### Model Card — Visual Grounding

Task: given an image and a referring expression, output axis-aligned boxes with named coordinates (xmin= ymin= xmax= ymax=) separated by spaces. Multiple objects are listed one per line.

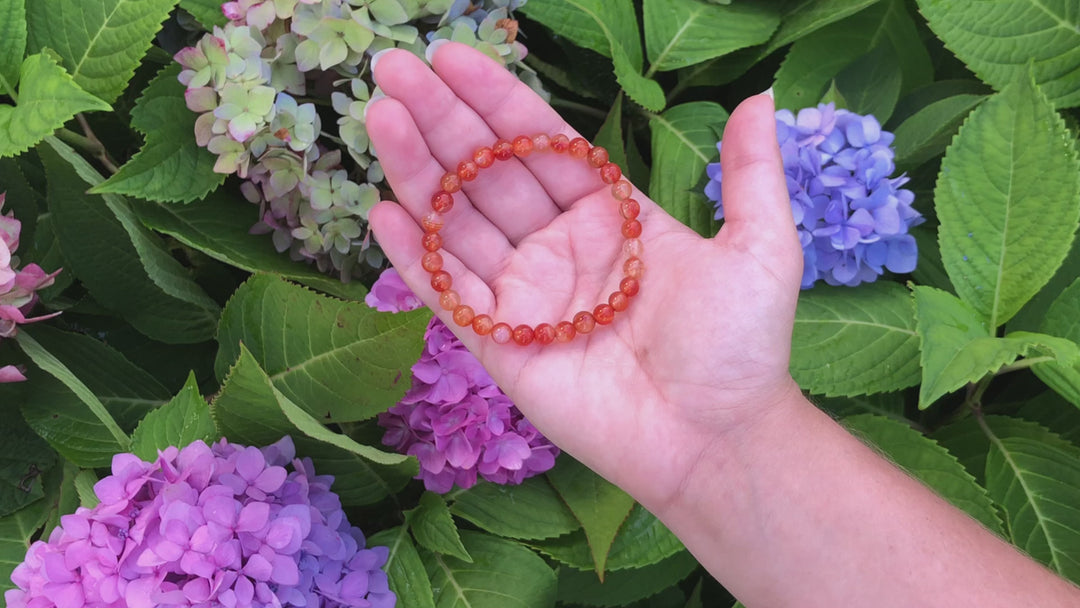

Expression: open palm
xmin=368 ymin=43 xmax=804 ymax=507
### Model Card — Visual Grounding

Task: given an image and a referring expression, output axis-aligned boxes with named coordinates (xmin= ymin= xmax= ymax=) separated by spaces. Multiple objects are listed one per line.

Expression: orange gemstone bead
xmin=624 ymin=256 xmax=644 ymax=279
xmin=474 ymin=146 xmax=495 ymax=168
xmin=620 ymin=198 xmax=640 ymax=220
xmin=512 ymin=324 xmax=535 ymax=346
xmin=599 ymin=163 xmax=622 ymax=184
xmin=620 ymin=277 xmax=640 ymax=297
xmin=441 ymin=172 xmax=461 ymax=193
xmin=422 ymin=212 xmax=444 ymax=233
xmin=422 ymin=232 xmax=442 ymax=251
xmin=432 ymin=191 xmax=453 ymax=213
xmin=493 ymin=139 xmax=514 ymax=161
xmin=439 ymin=289 xmax=460 ymax=311
xmin=431 ymin=271 xmax=452 ymax=292
xmin=472 ymin=314 xmax=494 ymax=335
xmin=532 ymin=134 xmax=551 ymax=152
xmin=512 ymin=135 xmax=534 ymax=157
xmin=594 ymin=303 xmax=615 ymax=325
xmin=622 ymin=219 xmax=642 ymax=239
xmin=568 ymin=137 xmax=589 ymax=159
xmin=551 ymin=133 xmax=570 ymax=153
xmin=421 ymin=251 xmax=443 ymax=272
xmin=573 ymin=311 xmax=596 ymax=334
xmin=457 ymin=160 xmax=479 ymax=181
xmin=453 ymin=305 xmax=475 ymax=327
xmin=609 ymin=291 xmax=629 ymax=312
xmin=555 ymin=321 xmax=576 ymax=342
xmin=491 ymin=323 xmax=512 ymax=344
xmin=611 ymin=180 xmax=632 ymax=200
xmin=587 ymin=146 xmax=609 ymax=168
xmin=534 ymin=323 xmax=556 ymax=345
xmin=623 ymin=238 xmax=643 ymax=257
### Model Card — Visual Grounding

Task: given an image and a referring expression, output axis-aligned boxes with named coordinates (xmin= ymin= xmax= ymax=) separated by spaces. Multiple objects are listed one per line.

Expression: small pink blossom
xmin=364 ymin=268 xmax=422 ymax=313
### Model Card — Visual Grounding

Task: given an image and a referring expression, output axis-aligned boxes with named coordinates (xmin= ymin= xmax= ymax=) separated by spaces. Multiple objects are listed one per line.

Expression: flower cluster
xmin=704 ymin=103 xmax=923 ymax=287
xmin=366 ymin=269 xmax=558 ymax=493
xmin=4 ymin=437 xmax=395 ymax=608
xmin=1 ymin=193 xmax=61 ymax=383
xmin=176 ymin=0 xmax=540 ymax=280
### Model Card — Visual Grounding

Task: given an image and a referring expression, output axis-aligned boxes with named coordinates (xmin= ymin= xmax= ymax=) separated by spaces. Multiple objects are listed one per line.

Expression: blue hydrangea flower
xmin=704 ymin=103 xmax=923 ymax=288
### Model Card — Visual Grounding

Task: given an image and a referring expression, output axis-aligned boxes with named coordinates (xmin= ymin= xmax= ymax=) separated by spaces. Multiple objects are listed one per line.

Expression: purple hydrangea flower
xmin=364 ymin=268 xmax=559 ymax=493
xmin=4 ymin=437 xmax=395 ymax=608
xmin=704 ymin=103 xmax=923 ymax=288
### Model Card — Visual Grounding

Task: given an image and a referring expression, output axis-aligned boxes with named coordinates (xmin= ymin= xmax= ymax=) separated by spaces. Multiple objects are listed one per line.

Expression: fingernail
xmin=425 ymin=38 xmax=449 ymax=64
xmin=761 ymin=87 xmax=774 ymax=100
xmin=370 ymin=48 xmax=394 ymax=72
xmin=363 ymin=90 xmax=386 ymax=122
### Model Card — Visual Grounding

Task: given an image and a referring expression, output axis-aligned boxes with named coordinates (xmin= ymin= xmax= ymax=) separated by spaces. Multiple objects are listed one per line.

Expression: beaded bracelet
xmin=420 ymin=133 xmax=643 ymax=346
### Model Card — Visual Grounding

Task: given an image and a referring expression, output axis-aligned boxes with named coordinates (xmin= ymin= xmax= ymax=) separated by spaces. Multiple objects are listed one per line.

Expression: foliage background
xmin=2 ymin=0 xmax=1080 ymax=606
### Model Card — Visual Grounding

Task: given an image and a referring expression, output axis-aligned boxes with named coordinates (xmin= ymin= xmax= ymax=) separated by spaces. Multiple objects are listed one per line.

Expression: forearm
xmin=649 ymin=392 xmax=1080 ymax=608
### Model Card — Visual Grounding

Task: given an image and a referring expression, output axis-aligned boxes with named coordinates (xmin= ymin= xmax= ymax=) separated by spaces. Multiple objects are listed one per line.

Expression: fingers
xmin=366 ymin=98 xmax=515 ymax=282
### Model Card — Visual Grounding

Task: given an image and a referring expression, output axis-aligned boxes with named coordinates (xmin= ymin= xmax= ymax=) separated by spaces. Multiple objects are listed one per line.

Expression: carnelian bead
xmin=599 ymin=163 xmax=622 ymax=184
xmin=457 ymin=160 xmax=479 ymax=181
xmin=422 ymin=212 xmax=444 ymax=233
xmin=421 ymin=251 xmax=443 ymax=272
xmin=472 ymin=314 xmax=494 ymax=335
xmin=620 ymin=198 xmax=640 ymax=220
xmin=620 ymin=277 xmax=640 ymax=297
xmin=622 ymin=219 xmax=642 ymax=239
xmin=623 ymin=238 xmax=643 ymax=257
xmin=491 ymin=323 xmax=513 ymax=344
xmin=551 ymin=133 xmax=570 ymax=153
xmin=512 ymin=324 xmax=535 ymax=346
xmin=453 ymin=305 xmax=475 ymax=327
xmin=568 ymin=137 xmax=589 ymax=159
xmin=439 ymin=289 xmax=460 ymax=311
xmin=534 ymin=323 xmax=556 ymax=345
xmin=587 ymin=146 xmax=609 ymax=168
xmin=474 ymin=146 xmax=495 ymax=168
xmin=593 ymin=303 xmax=615 ymax=325
xmin=512 ymin=135 xmax=534 ymax=157
xmin=431 ymin=271 xmax=452 ymax=292
xmin=609 ymin=291 xmax=629 ymax=312
xmin=611 ymin=180 xmax=632 ymax=200
xmin=432 ymin=191 xmax=453 ymax=213
xmin=422 ymin=232 xmax=442 ymax=251
xmin=493 ymin=139 xmax=514 ymax=161
xmin=532 ymin=133 xmax=551 ymax=152
xmin=441 ymin=172 xmax=461 ymax=193
xmin=554 ymin=321 xmax=576 ymax=342
xmin=624 ymin=256 xmax=644 ymax=279
xmin=573 ymin=311 xmax=596 ymax=334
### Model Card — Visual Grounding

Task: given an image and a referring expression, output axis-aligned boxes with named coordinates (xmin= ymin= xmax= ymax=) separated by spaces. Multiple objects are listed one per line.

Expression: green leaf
xmin=0 ymin=54 xmax=111 ymax=158
xmin=986 ymin=437 xmax=1080 ymax=582
xmin=215 ymin=274 xmax=427 ymax=422
xmin=773 ymin=0 xmax=933 ymax=111
xmin=451 ymin=477 xmax=580 ymax=541
xmin=40 ymin=139 xmax=221 ymax=343
xmin=130 ymin=192 xmax=371 ymax=301
xmin=647 ymin=101 xmax=727 ymax=237
xmin=833 ymin=44 xmax=902 ymax=122
xmin=935 ymin=75 xmax=1080 ymax=329
xmin=368 ymin=526 xmax=438 ymax=608
xmin=556 ymin=551 xmax=699 ymax=607
xmin=934 ymin=415 xmax=1080 ymax=485
xmin=1032 ymin=278 xmax=1080 ymax=407
xmin=211 ymin=346 xmax=416 ymax=505
xmin=179 ymin=0 xmax=228 ymax=28
xmin=1016 ymin=391 xmax=1080 ymax=447
xmin=761 ymin=0 xmax=885 ymax=57
xmin=39 ymin=461 xmax=80 ymax=542
xmin=593 ymin=94 xmax=627 ymax=175
xmin=0 ymin=499 xmax=50 ymax=596
xmin=892 ymin=94 xmax=985 ymax=170
xmin=519 ymin=0 xmax=664 ymax=111
xmin=815 ymin=392 xmax=906 ymax=422
xmin=547 ymin=458 xmax=635 ymax=579
xmin=422 ymin=531 xmax=558 ymax=608
xmin=643 ymin=0 xmax=778 ymax=72
xmin=532 ymin=504 xmax=683 ymax=572
xmin=843 ymin=414 xmax=1002 ymax=533
xmin=0 ymin=0 xmax=26 ymax=94
xmin=791 ymin=282 xmax=920 ymax=397
xmin=0 ymin=414 xmax=55 ymax=518
xmin=914 ymin=286 xmax=1080 ymax=409
xmin=26 ymin=0 xmax=181 ymax=103
xmin=74 ymin=469 xmax=100 ymax=508
xmin=92 ymin=64 xmax=225 ymax=202
xmin=917 ymin=0 xmax=1080 ymax=108
xmin=131 ymin=373 xmax=216 ymax=460
xmin=407 ymin=492 xmax=472 ymax=563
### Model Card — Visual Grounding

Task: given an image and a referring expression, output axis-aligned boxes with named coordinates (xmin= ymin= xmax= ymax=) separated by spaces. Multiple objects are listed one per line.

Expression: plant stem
xmin=549 ymin=97 xmax=608 ymax=120
xmin=74 ymin=114 xmax=120 ymax=174
xmin=0 ymin=72 xmax=17 ymax=102
xmin=996 ymin=355 xmax=1055 ymax=375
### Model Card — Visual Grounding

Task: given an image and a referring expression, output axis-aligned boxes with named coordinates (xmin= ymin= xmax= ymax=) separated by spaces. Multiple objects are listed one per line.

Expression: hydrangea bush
xmin=3 ymin=1 xmax=1080 ymax=607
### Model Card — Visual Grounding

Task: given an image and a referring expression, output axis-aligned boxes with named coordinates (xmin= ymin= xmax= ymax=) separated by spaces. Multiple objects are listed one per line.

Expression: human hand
xmin=367 ymin=42 xmax=804 ymax=509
